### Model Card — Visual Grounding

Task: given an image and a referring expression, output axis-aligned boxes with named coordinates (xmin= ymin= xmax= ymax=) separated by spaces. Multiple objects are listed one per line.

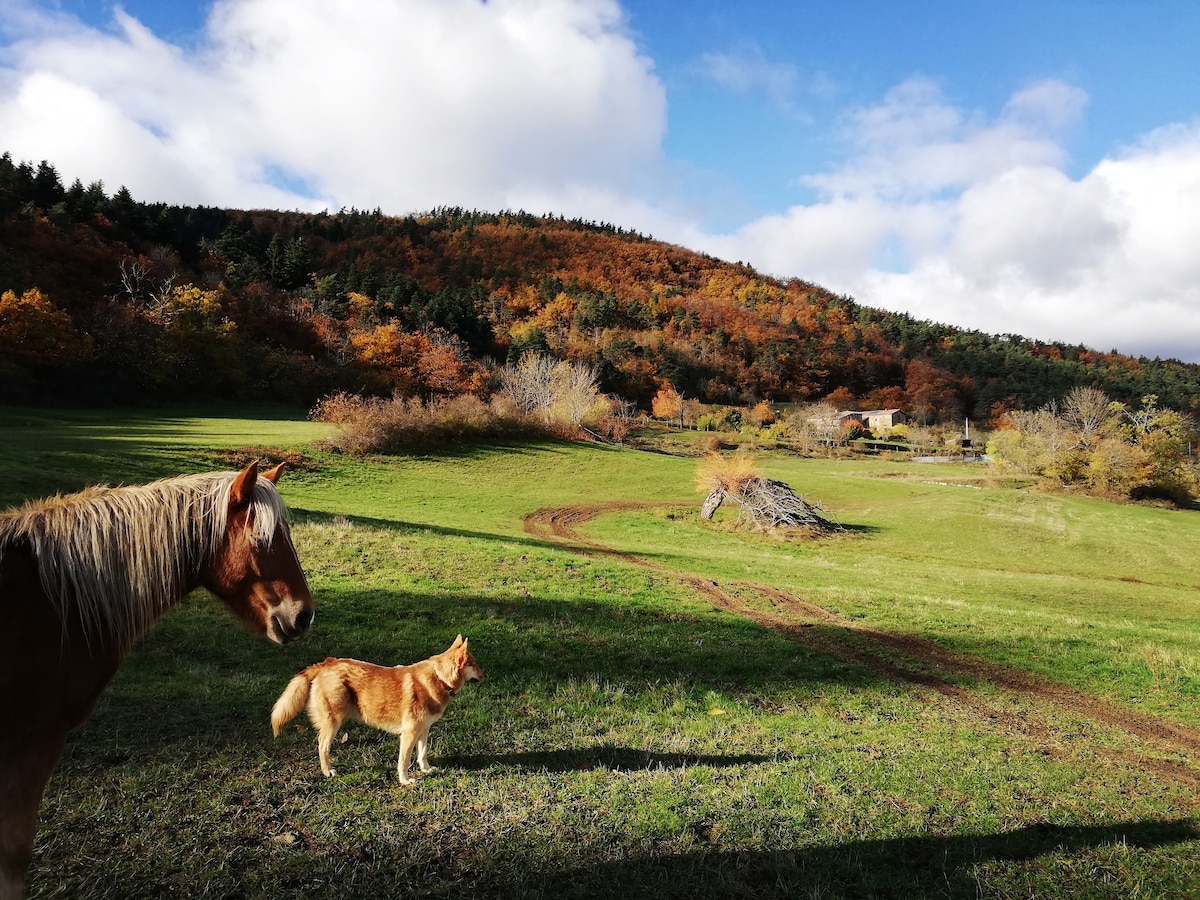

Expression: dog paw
xmin=324 ymin=768 xmax=337 ymax=778
xmin=419 ymin=764 xmax=438 ymax=774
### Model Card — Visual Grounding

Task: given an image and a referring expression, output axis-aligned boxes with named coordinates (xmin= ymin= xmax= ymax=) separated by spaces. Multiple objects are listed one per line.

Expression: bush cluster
xmin=311 ymin=393 xmax=541 ymax=454
xmin=987 ymin=388 xmax=1198 ymax=504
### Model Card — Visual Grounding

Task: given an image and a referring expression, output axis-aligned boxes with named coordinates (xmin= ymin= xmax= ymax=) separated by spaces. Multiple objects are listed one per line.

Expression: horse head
xmin=203 ymin=462 xmax=314 ymax=644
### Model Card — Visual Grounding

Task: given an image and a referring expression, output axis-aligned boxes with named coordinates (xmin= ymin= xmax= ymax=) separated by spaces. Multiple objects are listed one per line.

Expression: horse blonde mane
xmin=0 ymin=471 xmax=289 ymax=648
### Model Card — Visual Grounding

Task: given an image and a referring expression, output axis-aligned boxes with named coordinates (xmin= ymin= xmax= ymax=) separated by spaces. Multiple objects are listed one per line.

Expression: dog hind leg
xmin=307 ymin=678 xmax=346 ymax=778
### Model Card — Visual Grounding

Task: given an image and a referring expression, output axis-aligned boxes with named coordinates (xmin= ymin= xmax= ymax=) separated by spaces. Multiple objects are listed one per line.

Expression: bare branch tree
xmin=1061 ymin=386 xmax=1116 ymax=450
xmin=502 ymin=353 xmax=558 ymax=418
xmin=501 ymin=353 xmax=600 ymax=430
xmin=554 ymin=359 xmax=600 ymax=425
xmin=117 ymin=258 xmax=150 ymax=303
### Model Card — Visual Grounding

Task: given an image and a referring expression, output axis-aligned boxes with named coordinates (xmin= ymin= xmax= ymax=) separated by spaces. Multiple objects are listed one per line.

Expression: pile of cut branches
xmin=697 ymin=453 xmax=840 ymax=532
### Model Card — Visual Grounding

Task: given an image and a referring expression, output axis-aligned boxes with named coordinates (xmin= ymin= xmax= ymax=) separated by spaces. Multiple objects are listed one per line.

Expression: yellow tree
xmin=148 ymin=284 xmax=241 ymax=389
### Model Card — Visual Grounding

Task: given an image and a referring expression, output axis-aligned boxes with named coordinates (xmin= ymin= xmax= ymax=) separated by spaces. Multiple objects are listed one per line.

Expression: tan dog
xmin=271 ymin=635 xmax=484 ymax=784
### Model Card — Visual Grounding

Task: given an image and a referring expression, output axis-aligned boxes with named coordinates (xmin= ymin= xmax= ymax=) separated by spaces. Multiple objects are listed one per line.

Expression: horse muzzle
xmin=268 ymin=602 xmax=314 ymax=644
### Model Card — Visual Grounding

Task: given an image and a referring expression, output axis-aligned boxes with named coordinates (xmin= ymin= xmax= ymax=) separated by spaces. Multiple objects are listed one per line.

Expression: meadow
xmin=2 ymin=407 xmax=1199 ymax=899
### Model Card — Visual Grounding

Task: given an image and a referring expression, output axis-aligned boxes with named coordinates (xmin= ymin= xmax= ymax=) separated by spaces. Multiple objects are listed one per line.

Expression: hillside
xmin=3 ymin=152 xmax=1200 ymax=419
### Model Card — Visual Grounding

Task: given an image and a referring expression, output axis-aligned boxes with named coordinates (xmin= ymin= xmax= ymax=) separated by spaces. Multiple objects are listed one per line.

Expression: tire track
xmin=524 ymin=503 xmax=1200 ymax=788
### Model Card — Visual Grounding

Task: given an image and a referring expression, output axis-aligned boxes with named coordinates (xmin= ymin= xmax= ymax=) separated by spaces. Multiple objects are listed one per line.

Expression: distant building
xmin=834 ymin=409 xmax=908 ymax=431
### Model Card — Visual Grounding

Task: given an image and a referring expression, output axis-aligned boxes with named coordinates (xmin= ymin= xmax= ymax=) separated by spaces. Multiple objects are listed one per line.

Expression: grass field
xmin=2 ymin=407 xmax=1199 ymax=898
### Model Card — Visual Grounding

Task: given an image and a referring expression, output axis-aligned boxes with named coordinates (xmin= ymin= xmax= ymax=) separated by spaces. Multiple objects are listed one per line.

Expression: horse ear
xmin=261 ymin=462 xmax=285 ymax=484
xmin=229 ymin=461 xmax=260 ymax=511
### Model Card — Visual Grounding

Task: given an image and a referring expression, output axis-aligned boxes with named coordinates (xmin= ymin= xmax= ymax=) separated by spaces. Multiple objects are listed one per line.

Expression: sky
xmin=3 ymin=1 xmax=1200 ymax=362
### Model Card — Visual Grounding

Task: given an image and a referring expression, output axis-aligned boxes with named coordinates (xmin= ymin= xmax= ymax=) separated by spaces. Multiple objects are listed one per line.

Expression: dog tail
xmin=271 ymin=671 xmax=313 ymax=736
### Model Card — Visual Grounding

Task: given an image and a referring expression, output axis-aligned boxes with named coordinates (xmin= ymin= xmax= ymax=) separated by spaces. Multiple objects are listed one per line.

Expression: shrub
xmin=650 ymin=384 xmax=684 ymax=424
xmin=501 ymin=353 xmax=601 ymax=429
xmin=695 ymin=451 xmax=760 ymax=495
xmin=312 ymin=392 xmax=540 ymax=454
xmin=766 ymin=421 xmax=792 ymax=442
xmin=309 ymin=392 xmax=367 ymax=425
xmin=581 ymin=395 xmax=637 ymax=444
xmin=746 ymin=400 xmax=777 ymax=428
xmin=841 ymin=420 xmax=865 ymax=442
xmin=718 ymin=407 xmax=743 ymax=431
xmin=1086 ymin=437 xmax=1151 ymax=495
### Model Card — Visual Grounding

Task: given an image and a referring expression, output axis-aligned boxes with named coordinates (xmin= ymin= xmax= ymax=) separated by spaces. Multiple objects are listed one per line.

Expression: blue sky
xmin=4 ymin=0 xmax=1200 ymax=361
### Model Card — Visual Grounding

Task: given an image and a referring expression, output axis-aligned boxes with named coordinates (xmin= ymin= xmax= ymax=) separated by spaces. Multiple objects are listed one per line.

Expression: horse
xmin=0 ymin=461 xmax=314 ymax=899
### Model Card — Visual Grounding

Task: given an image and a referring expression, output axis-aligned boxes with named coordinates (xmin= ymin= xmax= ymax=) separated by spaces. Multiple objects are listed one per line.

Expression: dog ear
xmin=450 ymin=634 xmax=464 ymax=649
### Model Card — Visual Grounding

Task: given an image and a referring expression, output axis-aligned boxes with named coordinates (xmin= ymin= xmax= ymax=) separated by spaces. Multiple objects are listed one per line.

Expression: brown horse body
xmin=0 ymin=463 xmax=314 ymax=899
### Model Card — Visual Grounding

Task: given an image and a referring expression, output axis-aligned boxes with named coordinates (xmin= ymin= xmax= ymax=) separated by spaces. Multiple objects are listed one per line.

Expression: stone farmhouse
xmin=836 ymin=409 xmax=909 ymax=432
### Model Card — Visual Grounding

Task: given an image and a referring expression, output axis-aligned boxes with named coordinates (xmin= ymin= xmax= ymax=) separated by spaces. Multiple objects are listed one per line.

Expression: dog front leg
xmin=396 ymin=730 xmax=417 ymax=785
xmin=415 ymin=725 xmax=437 ymax=774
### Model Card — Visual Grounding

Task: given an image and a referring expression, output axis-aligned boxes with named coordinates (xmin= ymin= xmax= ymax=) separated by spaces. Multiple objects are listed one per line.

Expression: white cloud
xmin=706 ymin=78 xmax=1200 ymax=362
xmin=0 ymin=0 xmax=666 ymax=213
xmin=804 ymin=76 xmax=1080 ymax=200
xmin=692 ymin=43 xmax=800 ymax=111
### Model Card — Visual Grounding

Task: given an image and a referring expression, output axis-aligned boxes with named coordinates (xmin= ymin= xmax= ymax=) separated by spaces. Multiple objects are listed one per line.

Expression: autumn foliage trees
xmin=0 ymin=288 xmax=91 ymax=377
xmin=3 ymin=151 xmax=1200 ymax=429
xmin=987 ymin=387 xmax=1198 ymax=503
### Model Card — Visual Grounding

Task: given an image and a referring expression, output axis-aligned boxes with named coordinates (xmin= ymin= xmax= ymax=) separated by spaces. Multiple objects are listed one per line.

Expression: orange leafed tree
xmin=351 ymin=323 xmax=477 ymax=397
xmin=651 ymin=383 xmax=684 ymax=426
xmin=824 ymin=386 xmax=856 ymax=410
xmin=0 ymin=287 xmax=91 ymax=369
xmin=905 ymin=358 xmax=972 ymax=422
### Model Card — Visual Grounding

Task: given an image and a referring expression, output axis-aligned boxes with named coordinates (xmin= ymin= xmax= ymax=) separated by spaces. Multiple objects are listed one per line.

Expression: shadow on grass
xmin=50 ymin=586 xmax=1200 ymax=898
xmin=0 ymin=420 xmax=310 ymax=508
xmin=392 ymin=437 xmax=593 ymax=461
xmin=0 ymin=442 xmax=209 ymax=508
xmin=832 ymin=520 xmax=881 ymax=535
xmin=64 ymin=814 xmax=1192 ymax=899
xmin=506 ymin=818 xmax=1200 ymax=900
xmin=75 ymin=586 xmax=894 ymax=757
xmin=293 ymin=508 xmax=559 ymax=553
xmin=293 ymin=508 xmax=755 ymax=568
xmin=292 ymin=508 xmax=874 ymax=569
xmin=449 ymin=745 xmax=789 ymax=774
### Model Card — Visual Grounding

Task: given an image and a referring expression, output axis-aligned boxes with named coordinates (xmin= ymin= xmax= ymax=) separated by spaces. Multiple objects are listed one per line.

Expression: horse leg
xmin=0 ymin=729 xmax=67 ymax=900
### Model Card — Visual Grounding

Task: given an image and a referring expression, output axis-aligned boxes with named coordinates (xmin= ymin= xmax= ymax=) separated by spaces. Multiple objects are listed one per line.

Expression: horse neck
xmin=10 ymin=475 xmax=231 ymax=651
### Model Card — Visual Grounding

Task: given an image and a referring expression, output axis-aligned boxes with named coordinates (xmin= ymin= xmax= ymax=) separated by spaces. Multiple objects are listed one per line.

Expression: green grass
xmin=585 ymin=458 xmax=1200 ymax=724
xmin=3 ymin=408 xmax=1200 ymax=899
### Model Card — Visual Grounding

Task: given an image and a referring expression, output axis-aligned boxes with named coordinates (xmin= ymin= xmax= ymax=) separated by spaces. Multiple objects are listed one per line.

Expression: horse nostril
xmin=295 ymin=607 xmax=314 ymax=633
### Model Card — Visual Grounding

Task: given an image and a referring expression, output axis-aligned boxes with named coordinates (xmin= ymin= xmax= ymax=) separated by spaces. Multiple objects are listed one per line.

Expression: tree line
xmin=3 ymin=152 xmax=1200 ymax=424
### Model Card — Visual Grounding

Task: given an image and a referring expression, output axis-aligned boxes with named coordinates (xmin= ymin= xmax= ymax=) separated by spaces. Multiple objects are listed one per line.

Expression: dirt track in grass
xmin=524 ymin=502 xmax=1200 ymax=791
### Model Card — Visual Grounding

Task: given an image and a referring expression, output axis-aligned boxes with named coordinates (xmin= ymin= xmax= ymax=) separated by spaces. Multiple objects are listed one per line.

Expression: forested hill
xmin=3 ymin=152 xmax=1199 ymax=421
